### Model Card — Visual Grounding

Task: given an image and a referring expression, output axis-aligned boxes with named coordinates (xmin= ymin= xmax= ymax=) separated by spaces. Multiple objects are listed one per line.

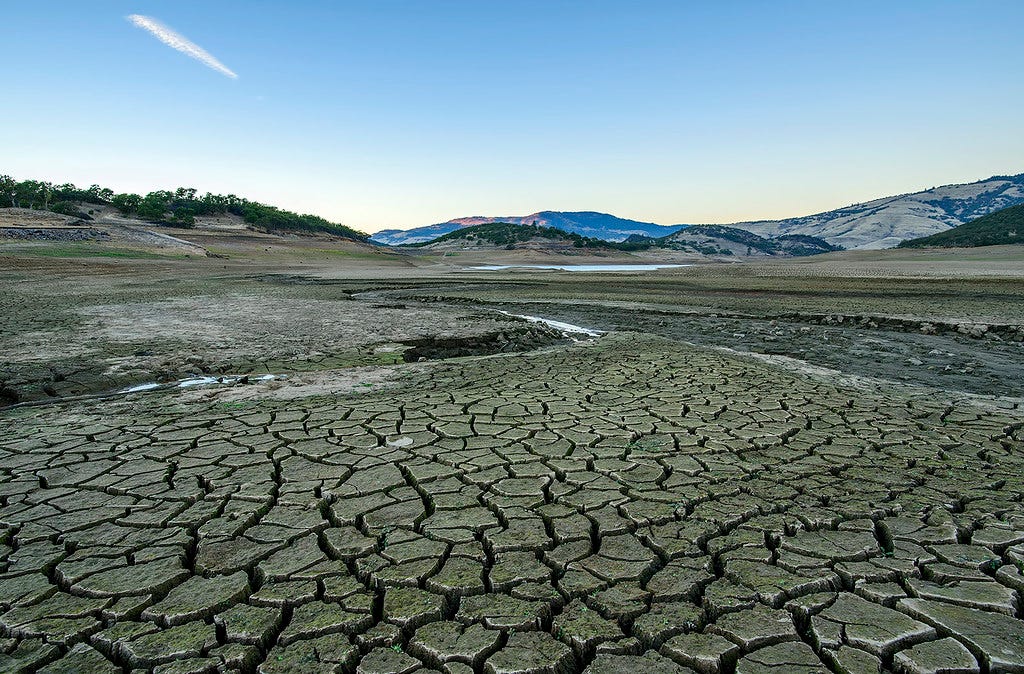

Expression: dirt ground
xmin=1 ymin=236 xmax=1023 ymax=673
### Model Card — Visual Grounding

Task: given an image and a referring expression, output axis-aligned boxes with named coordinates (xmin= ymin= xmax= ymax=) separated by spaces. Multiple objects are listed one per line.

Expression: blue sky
xmin=3 ymin=1 xmax=1023 ymax=232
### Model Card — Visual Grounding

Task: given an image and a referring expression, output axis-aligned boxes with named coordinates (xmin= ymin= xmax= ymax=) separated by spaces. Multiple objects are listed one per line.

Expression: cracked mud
xmin=2 ymin=326 xmax=1024 ymax=674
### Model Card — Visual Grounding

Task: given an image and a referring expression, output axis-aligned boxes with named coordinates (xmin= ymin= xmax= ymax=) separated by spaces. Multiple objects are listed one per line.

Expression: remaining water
xmin=497 ymin=310 xmax=602 ymax=337
xmin=120 ymin=374 xmax=282 ymax=394
xmin=465 ymin=264 xmax=690 ymax=272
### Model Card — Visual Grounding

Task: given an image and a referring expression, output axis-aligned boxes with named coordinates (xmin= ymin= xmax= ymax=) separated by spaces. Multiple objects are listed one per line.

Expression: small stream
xmin=120 ymin=374 xmax=284 ymax=394
xmin=496 ymin=310 xmax=603 ymax=338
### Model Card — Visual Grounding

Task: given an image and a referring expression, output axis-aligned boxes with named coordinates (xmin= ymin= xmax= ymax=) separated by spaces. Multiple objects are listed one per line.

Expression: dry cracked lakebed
xmin=1 ymin=333 xmax=1023 ymax=674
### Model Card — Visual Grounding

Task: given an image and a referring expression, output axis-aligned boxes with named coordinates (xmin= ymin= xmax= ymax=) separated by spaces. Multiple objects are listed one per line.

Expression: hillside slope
xmin=898 ymin=203 xmax=1024 ymax=248
xmin=658 ymin=225 xmax=840 ymax=257
xmin=733 ymin=174 xmax=1024 ymax=250
xmin=412 ymin=222 xmax=626 ymax=252
xmin=1 ymin=174 xmax=368 ymax=241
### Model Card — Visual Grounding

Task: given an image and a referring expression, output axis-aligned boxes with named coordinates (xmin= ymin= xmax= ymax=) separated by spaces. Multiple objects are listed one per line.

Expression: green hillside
xmin=0 ymin=174 xmax=368 ymax=241
xmin=898 ymin=203 xmax=1024 ymax=248
xmin=660 ymin=225 xmax=840 ymax=256
xmin=408 ymin=222 xmax=646 ymax=249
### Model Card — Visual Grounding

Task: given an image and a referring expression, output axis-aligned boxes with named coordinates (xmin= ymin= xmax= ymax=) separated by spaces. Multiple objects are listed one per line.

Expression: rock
xmin=259 ymin=636 xmax=358 ymax=673
xmin=457 ymin=593 xmax=548 ymax=631
xmin=633 ymin=601 xmax=703 ymax=646
xmin=383 ymin=586 xmax=446 ymax=629
xmin=251 ymin=579 xmax=317 ymax=607
xmin=907 ymin=578 xmax=1018 ymax=615
xmin=278 ymin=601 xmax=373 ymax=644
xmin=141 ymin=571 xmax=250 ymax=625
xmin=661 ymin=632 xmax=740 ymax=673
xmin=822 ymin=645 xmax=882 ymax=674
xmin=734 ymin=642 xmax=828 ymax=673
xmin=703 ymin=579 xmax=758 ymax=617
xmin=781 ymin=529 xmax=879 ymax=562
xmin=356 ymin=647 xmax=422 ymax=674
xmin=215 ymin=603 xmax=282 ymax=646
xmin=972 ymin=526 xmax=1024 ymax=551
xmin=854 ymin=580 xmax=905 ymax=607
xmin=811 ymin=593 xmax=934 ymax=657
xmin=36 ymin=643 xmax=120 ymax=674
xmin=322 ymin=526 xmax=377 ymax=560
xmin=647 ymin=558 xmax=714 ymax=602
xmin=0 ymin=639 xmax=61 ymax=673
xmin=926 ymin=544 xmax=1002 ymax=571
xmin=408 ymin=620 xmax=501 ymax=669
xmin=590 ymin=583 xmax=650 ymax=622
xmin=899 ymin=598 xmax=1024 ymax=672
xmin=892 ymin=637 xmax=980 ymax=674
xmin=584 ymin=650 xmax=699 ymax=673
xmin=724 ymin=559 xmax=838 ymax=607
xmin=423 ymin=553 xmax=487 ymax=594
xmin=552 ymin=599 xmax=625 ymax=657
xmin=484 ymin=631 xmax=573 ymax=674
xmin=707 ymin=605 xmax=798 ymax=652
xmin=71 ymin=557 xmax=189 ymax=598
xmin=116 ymin=621 xmax=218 ymax=667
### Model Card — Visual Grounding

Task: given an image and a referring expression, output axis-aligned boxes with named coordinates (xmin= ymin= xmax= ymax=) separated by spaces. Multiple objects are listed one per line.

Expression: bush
xmin=49 ymin=201 xmax=93 ymax=220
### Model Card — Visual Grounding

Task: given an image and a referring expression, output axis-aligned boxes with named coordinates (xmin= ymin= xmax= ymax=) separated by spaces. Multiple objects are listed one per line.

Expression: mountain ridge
xmin=370 ymin=173 xmax=1024 ymax=249
xmin=406 ymin=221 xmax=839 ymax=258
xmin=373 ymin=210 xmax=682 ymax=245
xmin=731 ymin=173 xmax=1024 ymax=249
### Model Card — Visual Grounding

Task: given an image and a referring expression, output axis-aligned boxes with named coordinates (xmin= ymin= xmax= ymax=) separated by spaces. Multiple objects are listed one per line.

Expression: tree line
xmin=0 ymin=175 xmax=367 ymax=241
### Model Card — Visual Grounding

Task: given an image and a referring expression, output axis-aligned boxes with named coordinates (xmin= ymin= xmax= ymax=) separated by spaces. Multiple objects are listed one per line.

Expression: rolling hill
xmin=409 ymin=221 xmax=838 ymax=257
xmin=410 ymin=222 xmax=633 ymax=252
xmin=897 ymin=203 xmax=1024 ymax=248
xmin=658 ymin=225 xmax=840 ymax=257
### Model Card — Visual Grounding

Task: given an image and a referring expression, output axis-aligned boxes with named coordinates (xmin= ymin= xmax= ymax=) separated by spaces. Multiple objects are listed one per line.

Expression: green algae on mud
xmin=1 ymin=245 xmax=1024 ymax=672
xmin=2 ymin=330 xmax=1023 ymax=672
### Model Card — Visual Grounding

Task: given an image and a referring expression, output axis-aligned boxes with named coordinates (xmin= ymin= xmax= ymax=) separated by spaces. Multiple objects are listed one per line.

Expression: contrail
xmin=127 ymin=14 xmax=238 ymax=79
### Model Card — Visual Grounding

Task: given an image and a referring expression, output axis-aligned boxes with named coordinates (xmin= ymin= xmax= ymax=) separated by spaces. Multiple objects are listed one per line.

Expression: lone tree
xmin=0 ymin=175 xmax=15 ymax=207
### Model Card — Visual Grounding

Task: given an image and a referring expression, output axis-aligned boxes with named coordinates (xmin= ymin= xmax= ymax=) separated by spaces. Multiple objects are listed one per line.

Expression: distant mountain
xmin=371 ymin=173 xmax=1024 ymax=250
xmin=371 ymin=210 xmax=683 ymax=245
xmin=898 ymin=203 xmax=1024 ymax=249
xmin=731 ymin=174 xmax=1024 ymax=250
xmin=658 ymin=225 xmax=840 ymax=257
xmin=412 ymin=221 xmax=837 ymax=258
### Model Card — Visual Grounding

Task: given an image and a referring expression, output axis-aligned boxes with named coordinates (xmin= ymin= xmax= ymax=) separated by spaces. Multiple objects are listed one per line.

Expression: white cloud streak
xmin=127 ymin=14 xmax=238 ymax=79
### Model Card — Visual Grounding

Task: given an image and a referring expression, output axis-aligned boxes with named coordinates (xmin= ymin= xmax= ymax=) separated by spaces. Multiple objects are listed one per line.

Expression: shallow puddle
xmin=464 ymin=263 xmax=690 ymax=272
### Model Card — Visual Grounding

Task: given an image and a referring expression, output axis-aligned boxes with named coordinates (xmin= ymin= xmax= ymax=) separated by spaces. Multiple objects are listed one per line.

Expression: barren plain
xmin=2 ymin=232 xmax=1024 ymax=674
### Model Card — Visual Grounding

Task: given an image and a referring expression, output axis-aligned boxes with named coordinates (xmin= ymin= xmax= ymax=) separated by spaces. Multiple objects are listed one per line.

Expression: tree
xmin=54 ymin=183 xmax=80 ymax=202
xmin=174 ymin=187 xmax=198 ymax=202
xmin=112 ymin=193 xmax=142 ymax=214
xmin=50 ymin=201 xmax=91 ymax=220
xmin=38 ymin=181 xmax=54 ymax=210
xmin=0 ymin=175 xmax=16 ymax=207
xmin=136 ymin=193 xmax=169 ymax=221
xmin=15 ymin=180 xmax=41 ymax=208
xmin=172 ymin=207 xmax=196 ymax=227
xmin=86 ymin=184 xmax=113 ymax=203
